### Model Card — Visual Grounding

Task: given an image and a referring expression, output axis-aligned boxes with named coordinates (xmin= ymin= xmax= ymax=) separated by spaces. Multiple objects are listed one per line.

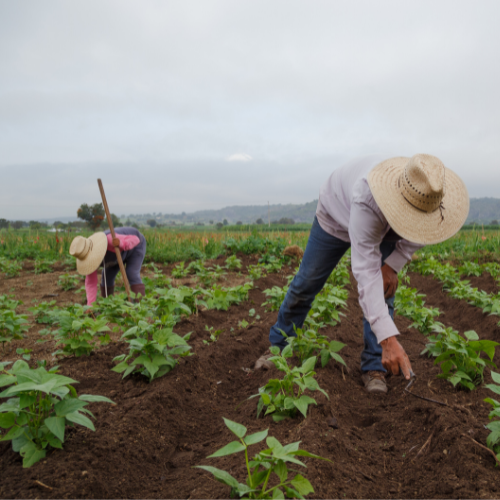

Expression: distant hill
xmin=122 ymin=197 xmax=500 ymax=227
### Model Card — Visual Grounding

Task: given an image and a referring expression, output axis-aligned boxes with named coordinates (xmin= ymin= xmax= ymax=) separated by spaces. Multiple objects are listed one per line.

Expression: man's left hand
xmin=381 ymin=263 xmax=398 ymax=299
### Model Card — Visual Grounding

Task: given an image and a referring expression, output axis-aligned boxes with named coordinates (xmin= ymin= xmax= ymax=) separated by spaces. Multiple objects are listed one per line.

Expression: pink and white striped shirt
xmin=316 ymin=155 xmax=423 ymax=343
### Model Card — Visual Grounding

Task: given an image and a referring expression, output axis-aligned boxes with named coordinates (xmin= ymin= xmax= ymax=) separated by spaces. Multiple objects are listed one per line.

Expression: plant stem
xmin=261 ymin=466 xmax=273 ymax=495
xmin=243 ymin=443 xmax=253 ymax=489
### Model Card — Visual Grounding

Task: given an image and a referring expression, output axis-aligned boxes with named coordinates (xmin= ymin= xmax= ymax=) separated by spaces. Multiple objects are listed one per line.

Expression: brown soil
xmin=1 ymin=263 xmax=499 ymax=498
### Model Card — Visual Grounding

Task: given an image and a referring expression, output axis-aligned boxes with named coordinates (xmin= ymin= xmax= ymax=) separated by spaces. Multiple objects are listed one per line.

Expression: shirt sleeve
xmin=384 ymin=240 xmax=424 ymax=273
xmin=106 ymin=233 xmax=141 ymax=252
xmin=85 ymin=270 xmax=98 ymax=306
xmin=348 ymin=201 xmax=400 ymax=344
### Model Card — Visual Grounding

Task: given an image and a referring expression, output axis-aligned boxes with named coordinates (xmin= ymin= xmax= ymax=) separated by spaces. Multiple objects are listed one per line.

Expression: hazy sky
xmin=1 ymin=0 xmax=499 ymax=219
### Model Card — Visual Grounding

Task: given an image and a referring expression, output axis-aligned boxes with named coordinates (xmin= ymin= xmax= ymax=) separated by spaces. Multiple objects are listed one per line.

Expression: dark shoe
xmin=254 ymin=351 xmax=275 ymax=370
xmin=100 ymin=285 xmax=115 ymax=298
xmin=361 ymin=371 xmax=388 ymax=394
xmin=130 ymin=284 xmax=146 ymax=300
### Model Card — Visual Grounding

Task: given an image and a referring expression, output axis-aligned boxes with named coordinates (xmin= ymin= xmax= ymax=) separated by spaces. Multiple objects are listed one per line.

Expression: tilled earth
xmin=1 ymin=258 xmax=500 ymax=499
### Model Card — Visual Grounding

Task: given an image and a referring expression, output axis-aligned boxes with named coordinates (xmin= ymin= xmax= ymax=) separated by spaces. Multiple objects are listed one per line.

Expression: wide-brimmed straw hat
xmin=69 ymin=233 xmax=108 ymax=275
xmin=368 ymin=154 xmax=469 ymax=245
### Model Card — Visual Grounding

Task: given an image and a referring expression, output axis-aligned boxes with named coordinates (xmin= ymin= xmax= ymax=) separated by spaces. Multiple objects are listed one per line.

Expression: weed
xmin=203 ymin=326 xmax=223 ymax=344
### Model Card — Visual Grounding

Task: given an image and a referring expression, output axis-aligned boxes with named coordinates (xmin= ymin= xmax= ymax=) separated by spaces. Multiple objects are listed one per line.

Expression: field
xmin=1 ymin=228 xmax=500 ymax=499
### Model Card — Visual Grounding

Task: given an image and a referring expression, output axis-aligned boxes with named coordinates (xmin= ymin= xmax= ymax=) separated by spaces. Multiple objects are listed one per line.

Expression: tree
xmin=223 ymin=219 xmax=228 ymax=226
xmin=11 ymin=220 xmax=25 ymax=230
xmin=256 ymin=218 xmax=264 ymax=225
xmin=216 ymin=222 xmax=224 ymax=229
xmin=236 ymin=221 xmax=242 ymax=225
xmin=102 ymin=213 xmax=123 ymax=229
xmin=209 ymin=220 xmax=214 ymax=225
xmin=490 ymin=220 xmax=499 ymax=225
xmin=77 ymin=203 xmax=105 ymax=230
xmin=0 ymin=219 xmax=9 ymax=229
xmin=146 ymin=219 xmax=157 ymax=228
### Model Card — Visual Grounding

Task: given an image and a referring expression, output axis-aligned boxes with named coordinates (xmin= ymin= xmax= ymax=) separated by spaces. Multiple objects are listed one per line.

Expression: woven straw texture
xmin=69 ymin=232 xmax=108 ymax=276
xmin=368 ymin=155 xmax=469 ymax=245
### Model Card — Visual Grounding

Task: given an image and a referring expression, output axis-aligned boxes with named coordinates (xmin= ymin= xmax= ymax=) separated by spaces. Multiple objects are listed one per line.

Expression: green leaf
xmin=223 ymin=417 xmax=247 ymax=438
xmin=208 ymin=440 xmax=246 ymax=457
xmin=464 ymin=330 xmax=479 ymax=341
xmin=291 ymin=474 xmax=314 ymax=496
xmin=0 ymin=412 xmax=16 ymax=429
xmin=328 ymin=340 xmax=346 ymax=353
xmin=20 ymin=442 xmax=46 ymax=468
xmin=243 ymin=429 xmax=268 ymax=446
xmin=54 ymin=398 xmax=87 ymax=417
xmin=300 ymin=357 xmax=316 ymax=374
xmin=65 ymin=411 xmax=95 ymax=431
xmin=320 ymin=349 xmax=330 ymax=368
xmin=79 ymin=394 xmax=115 ymax=404
xmin=111 ymin=361 xmax=129 ymax=373
xmin=491 ymin=370 xmax=500 ymax=384
xmin=294 ymin=396 xmax=314 ymax=418
xmin=194 ymin=465 xmax=240 ymax=489
xmin=45 ymin=416 xmax=66 ymax=442
xmin=274 ymin=459 xmax=288 ymax=483
xmin=485 ymin=384 xmax=500 ymax=396
xmin=0 ymin=425 xmax=25 ymax=442
xmin=272 ymin=487 xmax=285 ymax=499
xmin=0 ymin=374 xmax=16 ymax=388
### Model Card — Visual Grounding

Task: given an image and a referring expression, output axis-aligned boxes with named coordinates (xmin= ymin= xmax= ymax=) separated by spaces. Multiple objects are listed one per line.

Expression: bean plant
xmin=58 ymin=273 xmax=81 ymax=291
xmin=423 ymin=326 xmax=498 ymax=390
xmin=28 ymin=300 xmax=59 ymax=324
xmin=0 ymin=309 xmax=29 ymax=353
xmin=250 ymin=346 xmax=328 ymax=422
xmin=484 ymin=370 xmax=500 ymax=461
xmin=0 ymin=360 xmax=114 ymax=468
xmin=112 ymin=324 xmax=191 ymax=381
xmin=196 ymin=417 xmax=329 ymax=499
xmin=0 ymin=259 xmax=22 ymax=278
xmin=225 ymin=255 xmax=242 ymax=271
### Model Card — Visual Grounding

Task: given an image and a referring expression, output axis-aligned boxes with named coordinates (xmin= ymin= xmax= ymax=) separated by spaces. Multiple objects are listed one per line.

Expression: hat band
xmin=78 ymin=239 xmax=93 ymax=259
xmin=399 ymin=174 xmax=443 ymax=213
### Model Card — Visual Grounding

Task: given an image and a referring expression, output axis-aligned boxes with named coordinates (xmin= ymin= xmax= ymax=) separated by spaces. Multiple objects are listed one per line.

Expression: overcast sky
xmin=1 ymin=0 xmax=499 ymax=219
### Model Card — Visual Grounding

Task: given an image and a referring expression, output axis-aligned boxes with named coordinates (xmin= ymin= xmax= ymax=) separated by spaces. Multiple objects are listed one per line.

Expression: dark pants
xmin=101 ymin=238 xmax=146 ymax=287
xmin=269 ymin=216 xmax=396 ymax=373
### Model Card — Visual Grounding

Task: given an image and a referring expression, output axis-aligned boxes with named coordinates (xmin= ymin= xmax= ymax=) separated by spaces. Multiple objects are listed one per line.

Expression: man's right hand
xmin=380 ymin=336 xmax=412 ymax=379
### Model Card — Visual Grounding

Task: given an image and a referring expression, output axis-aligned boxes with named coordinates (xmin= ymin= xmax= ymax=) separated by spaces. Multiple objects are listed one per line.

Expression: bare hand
xmin=112 ymin=237 xmax=120 ymax=248
xmin=380 ymin=336 xmax=412 ymax=379
xmin=382 ymin=263 xmax=398 ymax=299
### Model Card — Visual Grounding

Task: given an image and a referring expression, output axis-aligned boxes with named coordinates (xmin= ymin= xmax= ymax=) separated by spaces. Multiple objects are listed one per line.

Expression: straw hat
xmin=69 ymin=233 xmax=108 ymax=275
xmin=367 ymin=154 xmax=469 ymax=245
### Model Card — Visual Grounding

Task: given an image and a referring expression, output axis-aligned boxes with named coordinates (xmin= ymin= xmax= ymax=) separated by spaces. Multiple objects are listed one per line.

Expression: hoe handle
xmin=97 ymin=179 xmax=131 ymax=300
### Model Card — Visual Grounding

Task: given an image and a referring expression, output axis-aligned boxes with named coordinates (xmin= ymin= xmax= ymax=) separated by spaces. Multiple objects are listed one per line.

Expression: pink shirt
xmin=85 ymin=233 xmax=140 ymax=305
xmin=316 ymin=155 xmax=423 ymax=343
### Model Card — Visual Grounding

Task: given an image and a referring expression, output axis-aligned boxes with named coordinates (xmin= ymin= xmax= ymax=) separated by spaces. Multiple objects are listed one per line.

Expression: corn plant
xmin=112 ymin=324 xmax=191 ymax=381
xmin=195 ymin=417 xmax=329 ymax=499
xmin=57 ymin=273 xmax=81 ymax=291
xmin=0 ymin=360 xmax=115 ymax=468
xmin=484 ymin=370 xmax=500 ymax=462
xmin=422 ymin=326 xmax=499 ymax=390
xmin=250 ymin=346 xmax=328 ymax=422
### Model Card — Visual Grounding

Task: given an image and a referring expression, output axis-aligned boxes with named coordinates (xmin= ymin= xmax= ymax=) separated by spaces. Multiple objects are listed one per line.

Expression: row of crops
xmin=1 ymin=231 xmax=500 ymax=497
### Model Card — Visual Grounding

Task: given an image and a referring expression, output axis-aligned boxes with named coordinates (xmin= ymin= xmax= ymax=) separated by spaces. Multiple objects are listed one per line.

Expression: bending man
xmin=255 ymin=154 xmax=469 ymax=393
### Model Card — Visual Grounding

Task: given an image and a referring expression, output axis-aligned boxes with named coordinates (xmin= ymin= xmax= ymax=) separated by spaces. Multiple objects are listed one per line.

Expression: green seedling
xmin=112 ymin=324 xmax=191 ymax=382
xmin=423 ymin=326 xmax=499 ymax=390
xmin=15 ymin=348 xmax=32 ymax=361
xmin=171 ymin=261 xmax=190 ymax=278
xmin=262 ymin=286 xmax=288 ymax=312
xmin=250 ymin=346 xmax=328 ymax=422
xmin=0 ymin=309 xmax=29 ymax=353
xmin=0 ymin=360 xmax=114 ymax=468
xmin=0 ymin=259 xmax=22 ymax=278
xmin=203 ymin=325 xmax=223 ymax=344
xmin=195 ymin=417 xmax=329 ymax=499
xmin=28 ymin=300 xmax=59 ymax=325
xmin=286 ymin=325 xmax=346 ymax=368
xmin=484 ymin=370 xmax=500 ymax=462
xmin=248 ymin=264 xmax=266 ymax=281
xmin=225 ymin=255 xmax=242 ymax=271
xmin=57 ymin=273 xmax=81 ymax=291
xmin=34 ymin=259 xmax=55 ymax=275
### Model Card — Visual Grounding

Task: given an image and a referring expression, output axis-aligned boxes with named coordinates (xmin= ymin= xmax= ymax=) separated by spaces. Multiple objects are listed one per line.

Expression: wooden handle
xmin=97 ymin=179 xmax=131 ymax=300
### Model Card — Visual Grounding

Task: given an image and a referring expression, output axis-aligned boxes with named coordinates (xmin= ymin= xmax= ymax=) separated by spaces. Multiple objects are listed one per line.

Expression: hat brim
xmin=368 ymin=157 xmax=470 ymax=245
xmin=75 ymin=232 xmax=108 ymax=276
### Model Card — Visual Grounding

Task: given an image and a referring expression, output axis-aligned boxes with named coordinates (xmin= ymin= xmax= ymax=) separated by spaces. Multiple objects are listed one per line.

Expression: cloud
xmin=226 ymin=153 xmax=253 ymax=162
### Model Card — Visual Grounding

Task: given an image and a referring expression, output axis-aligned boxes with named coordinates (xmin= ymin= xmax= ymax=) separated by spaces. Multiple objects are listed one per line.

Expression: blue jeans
xmin=269 ymin=216 xmax=396 ymax=373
